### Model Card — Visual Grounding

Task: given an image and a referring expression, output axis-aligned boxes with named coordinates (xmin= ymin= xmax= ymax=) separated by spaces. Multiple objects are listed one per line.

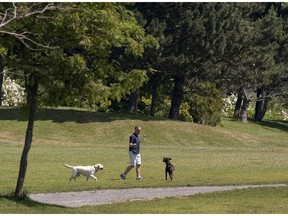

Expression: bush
xmin=264 ymin=101 xmax=288 ymax=121
xmin=222 ymin=94 xmax=288 ymax=121
xmin=222 ymin=94 xmax=237 ymax=117
xmin=179 ymin=102 xmax=193 ymax=122
xmin=139 ymin=96 xmax=170 ymax=117
xmin=2 ymin=75 xmax=26 ymax=106
xmin=188 ymin=82 xmax=224 ymax=126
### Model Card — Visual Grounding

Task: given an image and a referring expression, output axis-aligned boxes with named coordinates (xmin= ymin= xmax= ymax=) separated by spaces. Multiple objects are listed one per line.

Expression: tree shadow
xmin=255 ymin=119 xmax=288 ymax=133
xmin=0 ymin=107 xmax=166 ymax=123
xmin=0 ymin=193 xmax=66 ymax=210
xmin=223 ymin=117 xmax=287 ymax=133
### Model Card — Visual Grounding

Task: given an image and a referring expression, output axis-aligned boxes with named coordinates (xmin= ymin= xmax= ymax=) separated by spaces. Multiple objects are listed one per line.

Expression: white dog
xmin=64 ymin=164 xmax=104 ymax=181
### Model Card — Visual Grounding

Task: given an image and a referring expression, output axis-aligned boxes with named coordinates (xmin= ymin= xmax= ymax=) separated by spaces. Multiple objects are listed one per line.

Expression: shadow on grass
xmin=0 ymin=193 xmax=66 ymax=209
xmin=256 ymin=120 xmax=288 ymax=133
xmin=0 ymin=107 xmax=166 ymax=123
xmin=227 ymin=117 xmax=288 ymax=133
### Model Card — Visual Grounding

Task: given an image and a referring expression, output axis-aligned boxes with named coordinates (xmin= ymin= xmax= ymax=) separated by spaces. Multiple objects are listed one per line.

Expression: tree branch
xmin=0 ymin=30 xmax=58 ymax=50
xmin=0 ymin=3 xmax=57 ymax=29
xmin=24 ymin=3 xmax=55 ymax=17
xmin=0 ymin=3 xmax=17 ymax=28
xmin=0 ymin=3 xmax=66 ymax=50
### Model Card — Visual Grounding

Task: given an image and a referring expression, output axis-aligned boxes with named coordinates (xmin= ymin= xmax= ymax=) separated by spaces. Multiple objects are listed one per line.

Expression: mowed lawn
xmin=0 ymin=107 xmax=288 ymax=213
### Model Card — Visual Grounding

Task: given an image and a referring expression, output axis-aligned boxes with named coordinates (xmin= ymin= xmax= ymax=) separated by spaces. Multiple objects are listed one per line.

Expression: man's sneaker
xmin=120 ymin=173 xmax=126 ymax=180
xmin=136 ymin=177 xmax=144 ymax=180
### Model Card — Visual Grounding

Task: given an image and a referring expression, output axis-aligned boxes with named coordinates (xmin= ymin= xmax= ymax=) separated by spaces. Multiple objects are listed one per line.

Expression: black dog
xmin=163 ymin=157 xmax=175 ymax=180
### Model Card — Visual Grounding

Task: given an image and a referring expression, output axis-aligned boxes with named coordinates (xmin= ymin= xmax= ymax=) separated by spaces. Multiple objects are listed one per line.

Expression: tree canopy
xmin=0 ymin=2 xmax=157 ymax=197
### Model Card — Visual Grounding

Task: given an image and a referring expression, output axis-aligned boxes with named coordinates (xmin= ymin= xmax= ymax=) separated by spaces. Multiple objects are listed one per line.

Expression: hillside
xmin=0 ymin=107 xmax=288 ymax=194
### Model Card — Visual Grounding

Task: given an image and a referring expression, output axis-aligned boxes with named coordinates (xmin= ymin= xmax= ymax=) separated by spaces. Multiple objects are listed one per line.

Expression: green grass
xmin=0 ymin=107 xmax=288 ymax=213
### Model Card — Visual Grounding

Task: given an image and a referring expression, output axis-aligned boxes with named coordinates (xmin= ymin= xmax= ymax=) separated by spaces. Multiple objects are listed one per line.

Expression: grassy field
xmin=0 ymin=106 xmax=288 ymax=213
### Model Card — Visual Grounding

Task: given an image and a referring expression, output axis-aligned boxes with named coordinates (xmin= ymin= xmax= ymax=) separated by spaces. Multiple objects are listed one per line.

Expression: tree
xmin=133 ymin=4 xmax=173 ymax=116
xmin=133 ymin=3 xmax=288 ymax=124
xmin=2 ymin=2 xmax=155 ymax=197
xmin=235 ymin=5 xmax=285 ymax=122
xmin=0 ymin=2 xmax=70 ymax=198
xmin=0 ymin=3 xmax=57 ymax=105
xmin=254 ymin=3 xmax=288 ymax=121
xmin=0 ymin=2 xmax=65 ymax=197
xmin=136 ymin=3 xmax=249 ymax=122
xmin=0 ymin=3 xmax=60 ymax=49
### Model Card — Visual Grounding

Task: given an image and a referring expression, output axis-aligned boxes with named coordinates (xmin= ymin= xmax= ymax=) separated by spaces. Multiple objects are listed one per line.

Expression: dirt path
xmin=29 ymin=184 xmax=286 ymax=207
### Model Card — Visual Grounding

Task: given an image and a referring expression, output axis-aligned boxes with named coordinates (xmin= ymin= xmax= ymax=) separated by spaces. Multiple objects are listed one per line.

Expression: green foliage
xmin=2 ymin=3 xmax=156 ymax=111
xmin=264 ymin=101 xmax=288 ymax=121
xmin=138 ymin=96 xmax=170 ymax=117
xmin=1 ymin=2 xmax=288 ymax=123
xmin=223 ymin=3 xmax=286 ymax=102
xmin=138 ymin=96 xmax=151 ymax=114
xmin=155 ymin=98 xmax=171 ymax=118
xmin=0 ymin=47 xmax=6 ymax=58
xmin=139 ymin=96 xmax=193 ymax=122
xmin=223 ymin=94 xmax=288 ymax=121
xmin=179 ymin=102 xmax=193 ymax=122
xmin=187 ymin=82 xmax=224 ymax=126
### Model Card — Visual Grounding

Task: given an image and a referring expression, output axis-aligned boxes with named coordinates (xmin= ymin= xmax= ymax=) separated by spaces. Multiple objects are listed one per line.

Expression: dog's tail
xmin=64 ymin=164 xmax=74 ymax=169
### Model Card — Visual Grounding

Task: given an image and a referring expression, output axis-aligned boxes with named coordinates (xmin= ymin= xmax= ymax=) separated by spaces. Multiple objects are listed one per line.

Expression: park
xmin=0 ymin=2 xmax=288 ymax=214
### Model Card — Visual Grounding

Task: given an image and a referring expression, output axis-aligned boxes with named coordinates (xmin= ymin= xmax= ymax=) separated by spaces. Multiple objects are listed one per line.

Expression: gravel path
xmin=29 ymin=184 xmax=286 ymax=207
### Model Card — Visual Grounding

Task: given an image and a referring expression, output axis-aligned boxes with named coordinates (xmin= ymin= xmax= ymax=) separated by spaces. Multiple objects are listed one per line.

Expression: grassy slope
xmin=0 ymin=107 xmax=288 ymax=213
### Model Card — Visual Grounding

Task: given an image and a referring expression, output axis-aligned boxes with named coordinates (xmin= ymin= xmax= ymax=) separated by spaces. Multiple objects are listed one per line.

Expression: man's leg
xmin=136 ymin=164 xmax=141 ymax=178
xmin=120 ymin=165 xmax=134 ymax=180
xmin=135 ymin=154 xmax=143 ymax=180
xmin=123 ymin=165 xmax=134 ymax=175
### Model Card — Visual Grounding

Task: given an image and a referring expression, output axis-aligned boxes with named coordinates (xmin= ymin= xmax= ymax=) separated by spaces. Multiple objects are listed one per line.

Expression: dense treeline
xmin=130 ymin=2 xmax=288 ymax=125
xmin=0 ymin=2 xmax=287 ymax=198
xmin=1 ymin=3 xmax=287 ymax=125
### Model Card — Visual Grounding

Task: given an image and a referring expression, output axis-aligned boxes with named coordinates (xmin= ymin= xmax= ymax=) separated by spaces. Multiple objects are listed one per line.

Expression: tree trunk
xmin=0 ymin=58 xmax=3 ymax=106
xmin=233 ymin=89 xmax=243 ymax=118
xmin=240 ymin=88 xmax=249 ymax=123
xmin=14 ymin=74 xmax=39 ymax=198
xmin=254 ymin=88 xmax=269 ymax=121
xmin=128 ymin=91 xmax=138 ymax=113
xmin=168 ymin=76 xmax=184 ymax=119
xmin=149 ymin=78 xmax=158 ymax=116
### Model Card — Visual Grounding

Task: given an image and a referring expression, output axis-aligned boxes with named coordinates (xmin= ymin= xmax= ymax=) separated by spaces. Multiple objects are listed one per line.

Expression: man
xmin=120 ymin=125 xmax=144 ymax=180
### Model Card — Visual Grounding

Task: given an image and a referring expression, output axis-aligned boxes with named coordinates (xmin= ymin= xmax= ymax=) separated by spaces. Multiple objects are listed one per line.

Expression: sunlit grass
xmin=0 ymin=107 xmax=287 ymax=213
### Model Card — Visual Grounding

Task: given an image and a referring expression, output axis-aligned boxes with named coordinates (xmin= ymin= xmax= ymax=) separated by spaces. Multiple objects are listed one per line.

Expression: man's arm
xmin=129 ymin=142 xmax=137 ymax=147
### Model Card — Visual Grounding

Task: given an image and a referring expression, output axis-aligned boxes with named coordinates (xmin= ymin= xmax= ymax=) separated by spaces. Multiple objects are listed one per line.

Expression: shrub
xmin=2 ymin=75 xmax=26 ymax=106
xmin=222 ymin=94 xmax=288 ymax=121
xmin=188 ymin=82 xmax=224 ymax=126
xmin=179 ymin=102 xmax=193 ymax=122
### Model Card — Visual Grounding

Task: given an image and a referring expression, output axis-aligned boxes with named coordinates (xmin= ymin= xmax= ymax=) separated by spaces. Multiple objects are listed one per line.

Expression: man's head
xmin=134 ymin=125 xmax=141 ymax=135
